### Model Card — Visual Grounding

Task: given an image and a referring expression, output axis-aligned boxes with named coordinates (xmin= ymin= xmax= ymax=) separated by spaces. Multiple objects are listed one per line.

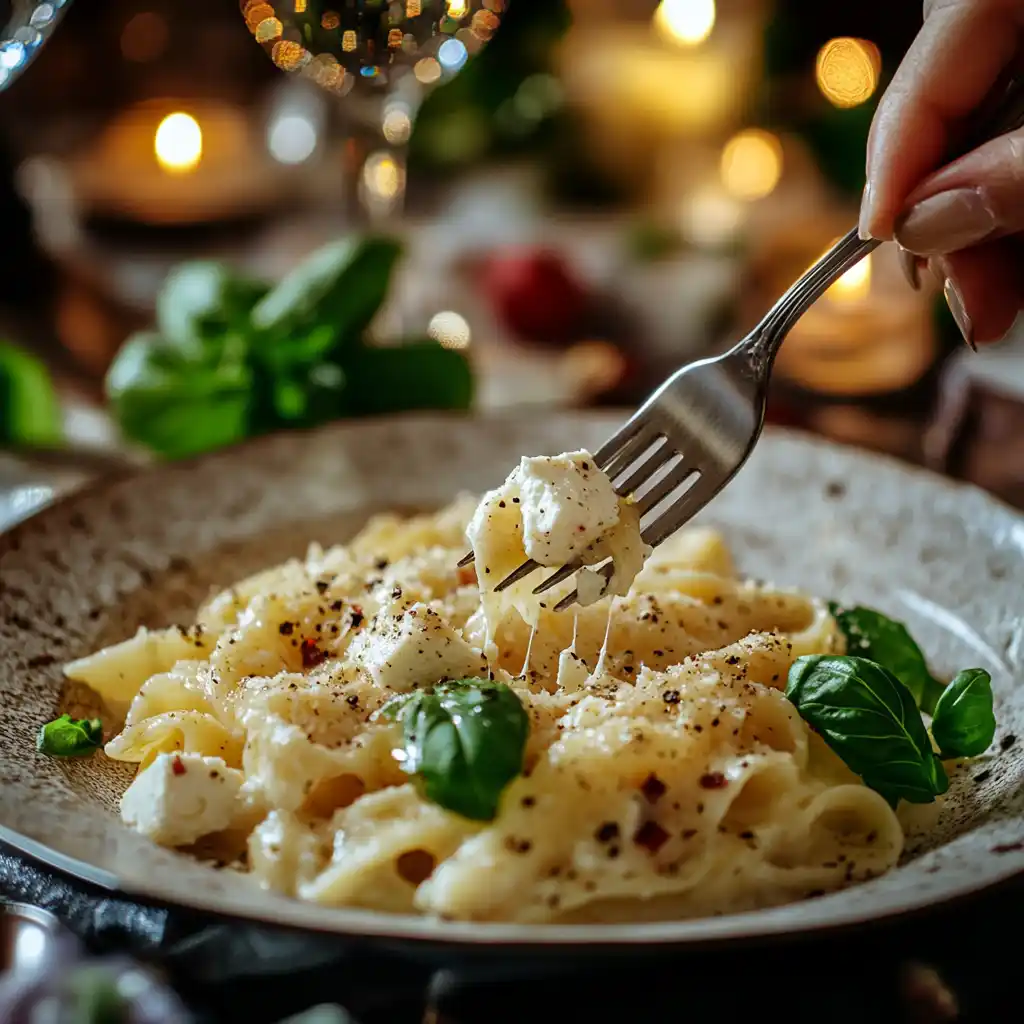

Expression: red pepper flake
xmin=633 ymin=820 xmax=669 ymax=854
xmin=301 ymin=639 xmax=326 ymax=669
xmin=699 ymin=772 xmax=728 ymax=790
xmin=640 ymin=773 xmax=667 ymax=804
xmin=457 ymin=565 xmax=477 ymax=586
xmin=171 ymin=755 xmax=186 ymax=776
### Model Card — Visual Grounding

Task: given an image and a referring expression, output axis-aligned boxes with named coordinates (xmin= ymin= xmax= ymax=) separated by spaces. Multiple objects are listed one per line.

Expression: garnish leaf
xmin=37 ymin=713 xmax=103 ymax=757
xmin=346 ymin=339 xmax=474 ymax=415
xmin=828 ymin=602 xmax=945 ymax=714
xmin=105 ymin=331 xmax=252 ymax=460
xmin=930 ymin=668 xmax=996 ymax=759
xmin=384 ymin=679 xmax=529 ymax=821
xmin=786 ymin=655 xmax=948 ymax=806
xmin=0 ymin=340 xmax=63 ymax=447
xmin=156 ymin=260 xmax=268 ymax=352
xmin=250 ymin=236 xmax=402 ymax=351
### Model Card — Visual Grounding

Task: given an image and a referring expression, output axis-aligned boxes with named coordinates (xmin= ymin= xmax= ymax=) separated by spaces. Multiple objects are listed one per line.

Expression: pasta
xmin=64 ymin=453 xmax=909 ymax=924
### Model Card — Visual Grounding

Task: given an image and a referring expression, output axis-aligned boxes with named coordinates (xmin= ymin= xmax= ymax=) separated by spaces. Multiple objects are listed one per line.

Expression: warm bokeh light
xmin=654 ymin=0 xmax=716 ymax=47
xmin=362 ymin=151 xmax=403 ymax=202
xmin=827 ymin=253 xmax=872 ymax=304
xmin=154 ymin=112 xmax=202 ymax=173
xmin=255 ymin=17 xmax=283 ymax=43
xmin=429 ymin=311 xmax=472 ymax=349
xmin=720 ymin=128 xmax=783 ymax=200
xmin=815 ymin=38 xmax=881 ymax=109
xmin=414 ymin=57 xmax=442 ymax=84
xmin=680 ymin=184 xmax=745 ymax=247
xmin=447 ymin=0 xmax=469 ymax=18
xmin=382 ymin=106 xmax=413 ymax=144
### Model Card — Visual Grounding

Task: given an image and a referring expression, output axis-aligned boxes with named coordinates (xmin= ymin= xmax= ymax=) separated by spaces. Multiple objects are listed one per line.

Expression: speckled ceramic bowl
xmin=0 ymin=412 xmax=1021 ymax=950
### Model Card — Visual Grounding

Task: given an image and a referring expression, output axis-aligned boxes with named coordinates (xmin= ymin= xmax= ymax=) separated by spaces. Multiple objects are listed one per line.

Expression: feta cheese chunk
xmin=513 ymin=450 xmax=620 ymax=565
xmin=348 ymin=601 xmax=487 ymax=692
xmin=120 ymin=752 xmax=243 ymax=847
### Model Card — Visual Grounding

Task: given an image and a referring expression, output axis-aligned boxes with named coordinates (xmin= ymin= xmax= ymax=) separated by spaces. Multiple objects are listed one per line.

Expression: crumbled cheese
xmin=120 ymin=752 xmax=243 ymax=847
xmin=347 ymin=601 xmax=487 ymax=692
xmin=513 ymin=451 xmax=621 ymax=566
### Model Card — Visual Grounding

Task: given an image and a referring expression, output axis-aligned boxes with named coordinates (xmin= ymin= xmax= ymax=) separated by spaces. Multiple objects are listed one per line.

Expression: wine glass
xmin=241 ymin=1 xmax=508 ymax=222
xmin=0 ymin=1 xmax=72 ymax=92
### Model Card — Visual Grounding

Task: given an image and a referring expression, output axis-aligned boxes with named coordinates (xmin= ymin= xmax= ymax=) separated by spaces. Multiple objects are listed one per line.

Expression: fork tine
xmin=532 ymin=560 xmax=581 ymax=595
xmin=613 ymin=438 xmax=673 ymax=498
xmin=592 ymin=414 xmax=647 ymax=469
xmin=600 ymin=425 xmax=662 ymax=482
xmin=637 ymin=460 xmax=695 ymax=514
xmin=457 ymin=551 xmax=475 ymax=567
xmin=553 ymin=563 xmax=615 ymax=613
xmin=641 ymin=473 xmax=721 ymax=549
xmin=493 ymin=558 xmax=541 ymax=592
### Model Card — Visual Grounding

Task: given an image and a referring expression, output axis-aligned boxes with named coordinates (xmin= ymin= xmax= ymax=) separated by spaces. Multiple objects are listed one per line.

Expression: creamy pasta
xmin=64 ymin=452 xmax=907 ymax=923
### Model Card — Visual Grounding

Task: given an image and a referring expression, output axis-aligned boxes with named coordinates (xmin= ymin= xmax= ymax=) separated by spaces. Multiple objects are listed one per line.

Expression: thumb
xmin=894 ymin=128 xmax=1024 ymax=255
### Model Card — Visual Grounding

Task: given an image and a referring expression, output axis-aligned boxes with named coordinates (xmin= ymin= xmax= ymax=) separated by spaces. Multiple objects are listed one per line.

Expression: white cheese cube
xmin=513 ymin=450 xmax=620 ymax=565
xmin=120 ymin=752 xmax=243 ymax=847
xmin=348 ymin=601 xmax=487 ymax=692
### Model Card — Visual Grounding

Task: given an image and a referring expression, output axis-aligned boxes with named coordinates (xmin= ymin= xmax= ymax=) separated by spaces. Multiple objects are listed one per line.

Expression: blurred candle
xmin=777 ymin=249 xmax=936 ymax=397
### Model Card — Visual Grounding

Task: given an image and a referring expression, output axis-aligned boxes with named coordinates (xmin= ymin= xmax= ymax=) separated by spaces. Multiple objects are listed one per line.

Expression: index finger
xmin=861 ymin=0 xmax=1022 ymax=241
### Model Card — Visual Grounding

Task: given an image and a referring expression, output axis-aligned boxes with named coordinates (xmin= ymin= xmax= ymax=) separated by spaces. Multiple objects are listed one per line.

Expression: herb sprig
xmin=37 ymin=714 xmax=103 ymax=757
xmin=381 ymin=679 xmax=529 ymax=822
xmin=106 ymin=236 xmax=474 ymax=460
xmin=784 ymin=603 xmax=998 ymax=806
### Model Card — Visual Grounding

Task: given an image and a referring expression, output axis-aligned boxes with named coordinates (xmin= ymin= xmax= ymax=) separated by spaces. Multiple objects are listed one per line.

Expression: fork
xmin=460 ymin=78 xmax=1024 ymax=612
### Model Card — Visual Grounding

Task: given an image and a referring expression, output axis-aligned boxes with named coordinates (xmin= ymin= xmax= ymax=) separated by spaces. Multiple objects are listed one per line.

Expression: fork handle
xmin=741 ymin=71 xmax=1024 ymax=367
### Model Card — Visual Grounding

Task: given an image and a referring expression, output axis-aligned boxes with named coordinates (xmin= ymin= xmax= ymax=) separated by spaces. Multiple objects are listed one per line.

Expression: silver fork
xmin=459 ymin=77 xmax=1024 ymax=612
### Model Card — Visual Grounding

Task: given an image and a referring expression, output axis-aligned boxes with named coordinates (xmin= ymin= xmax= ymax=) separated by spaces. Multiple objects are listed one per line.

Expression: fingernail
xmin=895 ymin=187 xmax=998 ymax=256
xmin=897 ymin=246 xmax=920 ymax=290
xmin=857 ymin=181 xmax=876 ymax=240
xmin=942 ymin=277 xmax=976 ymax=351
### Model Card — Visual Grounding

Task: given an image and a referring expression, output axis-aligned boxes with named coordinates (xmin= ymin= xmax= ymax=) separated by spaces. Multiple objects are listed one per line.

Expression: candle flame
xmin=828 ymin=254 xmax=871 ymax=305
xmin=154 ymin=112 xmax=202 ymax=173
xmin=654 ymin=0 xmax=716 ymax=47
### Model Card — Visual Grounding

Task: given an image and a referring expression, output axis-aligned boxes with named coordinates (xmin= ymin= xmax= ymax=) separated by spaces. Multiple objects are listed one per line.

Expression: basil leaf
xmin=828 ymin=602 xmax=945 ymax=714
xmin=786 ymin=655 xmax=948 ymax=805
xmin=105 ymin=331 xmax=252 ymax=459
xmin=250 ymin=236 xmax=402 ymax=352
xmin=386 ymin=679 xmax=529 ymax=821
xmin=0 ymin=340 xmax=63 ymax=447
xmin=346 ymin=340 xmax=473 ymax=415
xmin=930 ymin=668 xmax=996 ymax=759
xmin=37 ymin=713 xmax=103 ymax=757
xmin=156 ymin=261 xmax=268 ymax=352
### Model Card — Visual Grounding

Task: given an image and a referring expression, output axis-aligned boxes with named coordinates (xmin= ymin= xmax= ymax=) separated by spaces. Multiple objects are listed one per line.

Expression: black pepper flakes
xmin=633 ymin=821 xmax=669 ymax=854
xmin=699 ymin=772 xmax=728 ymax=789
xmin=640 ymin=773 xmax=667 ymax=804
xmin=595 ymin=822 xmax=619 ymax=842
xmin=662 ymin=690 xmax=681 ymax=704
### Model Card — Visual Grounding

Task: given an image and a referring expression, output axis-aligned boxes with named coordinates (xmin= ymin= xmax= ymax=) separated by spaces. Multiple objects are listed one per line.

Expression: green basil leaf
xmin=250 ymin=236 xmax=402 ymax=353
xmin=0 ymin=340 xmax=63 ymax=447
xmin=157 ymin=261 xmax=268 ymax=352
xmin=387 ymin=679 xmax=529 ymax=821
xmin=346 ymin=339 xmax=474 ymax=415
xmin=930 ymin=668 xmax=996 ymax=759
xmin=786 ymin=655 xmax=948 ymax=805
xmin=828 ymin=602 xmax=945 ymax=714
xmin=37 ymin=713 xmax=103 ymax=757
xmin=105 ymin=331 xmax=252 ymax=459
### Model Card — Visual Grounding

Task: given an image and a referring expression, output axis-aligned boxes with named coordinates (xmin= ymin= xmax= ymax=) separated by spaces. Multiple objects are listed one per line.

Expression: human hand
xmin=858 ymin=0 xmax=1024 ymax=348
